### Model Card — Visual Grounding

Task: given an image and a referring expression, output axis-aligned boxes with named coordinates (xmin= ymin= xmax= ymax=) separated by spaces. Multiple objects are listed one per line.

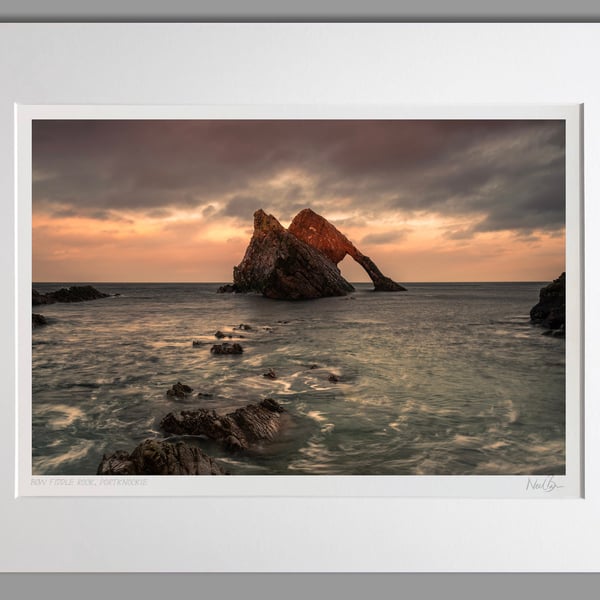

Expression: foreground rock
xmin=32 ymin=285 xmax=109 ymax=305
xmin=32 ymin=313 xmax=47 ymax=328
xmin=530 ymin=272 xmax=565 ymax=330
xmin=97 ymin=439 xmax=227 ymax=475
xmin=289 ymin=208 xmax=406 ymax=292
xmin=166 ymin=382 xmax=193 ymax=399
xmin=160 ymin=398 xmax=285 ymax=451
xmin=231 ymin=210 xmax=355 ymax=300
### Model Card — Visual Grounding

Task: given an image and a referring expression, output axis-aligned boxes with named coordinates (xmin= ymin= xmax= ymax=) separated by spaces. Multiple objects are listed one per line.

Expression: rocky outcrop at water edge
xmin=97 ymin=439 xmax=227 ymax=475
xmin=160 ymin=398 xmax=285 ymax=451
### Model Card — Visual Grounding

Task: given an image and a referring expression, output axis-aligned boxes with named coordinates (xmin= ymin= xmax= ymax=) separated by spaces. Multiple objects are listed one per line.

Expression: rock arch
xmin=288 ymin=208 xmax=405 ymax=292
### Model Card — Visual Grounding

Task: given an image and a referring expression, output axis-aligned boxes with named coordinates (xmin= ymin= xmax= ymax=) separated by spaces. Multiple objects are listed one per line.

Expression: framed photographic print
xmin=17 ymin=104 xmax=581 ymax=500
xmin=2 ymin=23 xmax=598 ymax=572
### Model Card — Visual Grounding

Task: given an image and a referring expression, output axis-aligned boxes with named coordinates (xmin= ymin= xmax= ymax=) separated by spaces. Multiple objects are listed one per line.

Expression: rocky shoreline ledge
xmin=32 ymin=285 xmax=111 ymax=329
xmin=33 ymin=285 xmax=110 ymax=305
xmin=530 ymin=272 xmax=565 ymax=336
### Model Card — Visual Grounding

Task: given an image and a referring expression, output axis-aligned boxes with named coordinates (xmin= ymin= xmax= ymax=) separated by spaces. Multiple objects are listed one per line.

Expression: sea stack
xmin=232 ymin=210 xmax=355 ymax=299
xmin=227 ymin=208 xmax=405 ymax=300
xmin=530 ymin=272 xmax=565 ymax=331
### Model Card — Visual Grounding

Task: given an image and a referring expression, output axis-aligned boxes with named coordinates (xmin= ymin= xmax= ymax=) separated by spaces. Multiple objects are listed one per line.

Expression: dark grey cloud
xmin=33 ymin=119 xmax=565 ymax=235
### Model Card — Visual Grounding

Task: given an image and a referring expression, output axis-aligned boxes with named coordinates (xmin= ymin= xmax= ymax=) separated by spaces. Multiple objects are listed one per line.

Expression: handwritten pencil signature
xmin=526 ymin=476 xmax=564 ymax=493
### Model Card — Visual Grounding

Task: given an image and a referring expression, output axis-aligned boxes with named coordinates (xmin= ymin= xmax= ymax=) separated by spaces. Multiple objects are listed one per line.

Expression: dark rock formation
xmin=160 ymin=398 xmax=285 ymax=451
xmin=217 ymin=283 xmax=240 ymax=293
xmin=288 ymin=208 xmax=406 ymax=292
xmin=263 ymin=368 xmax=277 ymax=379
xmin=232 ymin=210 xmax=355 ymax=300
xmin=32 ymin=290 xmax=54 ymax=305
xmin=211 ymin=343 xmax=244 ymax=355
xmin=166 ymin=382 xmax=193 ymax=399
xmin=214 ymin=330 xmax=227 ymax=339
xmin=530 ymin=273 xmax=565 ymax=330
xmin=328 ymin=374 xmax=340 ymax=383
xmin=32 ymin=313 xmax=47 ymax=328
xmin=33 ymin=285 xmax=109 ymax=305
xmin=97 ymin=439 xmax=227 ymax=475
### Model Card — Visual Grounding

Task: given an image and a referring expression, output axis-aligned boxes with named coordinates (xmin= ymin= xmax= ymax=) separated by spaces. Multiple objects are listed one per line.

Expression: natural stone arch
xmin=288 ymin=208 xmax=405 ymax=292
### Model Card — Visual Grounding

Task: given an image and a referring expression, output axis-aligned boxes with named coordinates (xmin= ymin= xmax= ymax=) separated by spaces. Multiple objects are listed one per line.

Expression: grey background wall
xmin=1 ymin=1 xmax=598 ymax=599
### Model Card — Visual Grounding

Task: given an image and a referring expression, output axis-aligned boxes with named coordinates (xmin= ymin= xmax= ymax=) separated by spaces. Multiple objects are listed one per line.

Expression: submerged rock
xmin=231 ymin=210 xmax=355 ymax=300
xmin=216 ymin=283 xmax=240 ymax=294
xmin=328 ymin=374 xmax=340 ymax=383
xmin=263 ymin=368 xmax=277 ymax=379
xmin=288 ymin=208 xmax=406 ymax=292
xmin=97 ymin=439 xmax=227 ymax=475
xmin=160 ymin=398 xmax=285 ymax=451
xmin=166 ymin=381 xmax=194 ymax=399
xmin=530 ymin=273 xmax=565 ymax=330
xmin=32 ymin=313 xmax=47 ymax=328
xmin=33 ymin=285 xmax=109 ymax=305
xmin=211 ymin=342 xmax=243 ymax=355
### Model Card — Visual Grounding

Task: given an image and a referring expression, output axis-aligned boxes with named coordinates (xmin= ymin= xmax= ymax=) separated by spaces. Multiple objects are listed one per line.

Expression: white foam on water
xmin=35 ymin=404 xmax=85 ymax=429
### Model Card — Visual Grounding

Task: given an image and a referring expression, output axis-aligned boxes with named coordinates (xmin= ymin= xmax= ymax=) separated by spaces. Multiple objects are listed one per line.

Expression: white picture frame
xmin=1 ymin=22 xmax=597 ymax=572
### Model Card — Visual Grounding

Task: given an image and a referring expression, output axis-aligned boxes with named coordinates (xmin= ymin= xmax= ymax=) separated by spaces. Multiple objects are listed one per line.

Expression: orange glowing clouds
xmin=31 ymin=119 xmax=566 ymax=282
xmin=32 ymin=211 xmax=248 ymax=282
xmin=33 ymin=207 xmax=564 ymax=283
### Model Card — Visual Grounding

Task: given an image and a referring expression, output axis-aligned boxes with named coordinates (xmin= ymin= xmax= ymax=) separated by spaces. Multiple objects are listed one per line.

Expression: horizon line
xmin=31 ymin=279 xmax=558 ymax=285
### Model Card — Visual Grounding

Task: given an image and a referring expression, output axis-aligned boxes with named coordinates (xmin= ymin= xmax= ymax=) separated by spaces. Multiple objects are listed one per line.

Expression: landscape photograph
xmin=31 ymin=118 xmax=566 ymax=477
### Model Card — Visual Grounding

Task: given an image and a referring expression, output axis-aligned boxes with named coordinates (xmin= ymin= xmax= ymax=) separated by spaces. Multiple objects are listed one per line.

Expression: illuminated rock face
xmin=229 ymin=208 xmax=405 ymax=300
xmin=288 ymin=208 xmax=406 ymax=292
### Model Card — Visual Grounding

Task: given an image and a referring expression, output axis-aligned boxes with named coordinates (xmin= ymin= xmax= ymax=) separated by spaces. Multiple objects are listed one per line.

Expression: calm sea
xmin=31 ymin=282 xmax=565 ymax=476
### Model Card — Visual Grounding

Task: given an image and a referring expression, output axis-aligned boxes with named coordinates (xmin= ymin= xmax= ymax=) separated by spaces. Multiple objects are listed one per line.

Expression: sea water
xmin=31 ymin=282 xmax=565 ymax=476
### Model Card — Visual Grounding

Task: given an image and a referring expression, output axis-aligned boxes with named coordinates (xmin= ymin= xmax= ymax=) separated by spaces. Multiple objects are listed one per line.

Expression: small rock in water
xmin=214 ymin=330 xmax=226 ymax=339
xmin=167 ymin=381 xmax=194 ymax=398
xmin=197 ymin=392 xmax=213 ymax=398
xmin=32 ymin=313 xmax=48 ymax=328
xmin=328 ymin=374 xmax=340 ymax=383
xmin=309 ymin=364 xmax=319 ymax=370
xmin=211 ymin=342 xmax=244 ymax=355
xmin=217 ymin=284 xmax=239 ymax=294
xmin=237 ymin=323 xmax=253 ymax=331
xmin=263 ymin=368 xmax=277 ymax=380
xmin=192 ymin=340 xmax=202 ymax=347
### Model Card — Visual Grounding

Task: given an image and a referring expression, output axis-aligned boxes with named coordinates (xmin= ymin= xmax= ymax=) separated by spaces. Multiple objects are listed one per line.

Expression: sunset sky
xmin=32 ymin=119 xmax=565 ymax=283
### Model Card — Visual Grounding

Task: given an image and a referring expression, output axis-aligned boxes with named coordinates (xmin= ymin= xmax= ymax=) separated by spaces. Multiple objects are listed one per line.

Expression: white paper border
xmin=1 ymin=23 xmax=598 ymax=572
xmin=16 ymin=103 xmax=582 ymax=499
